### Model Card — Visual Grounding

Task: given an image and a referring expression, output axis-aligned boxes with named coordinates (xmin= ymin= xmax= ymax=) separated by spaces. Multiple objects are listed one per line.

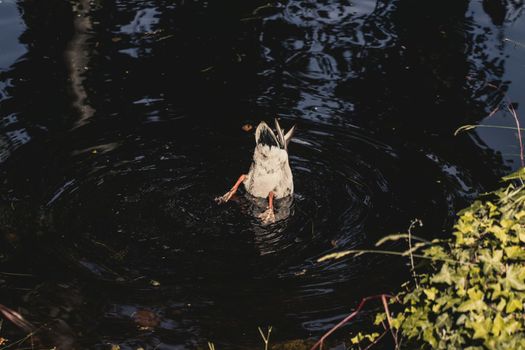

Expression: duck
xmin=216 ymin=119 xmax=295 ymax=223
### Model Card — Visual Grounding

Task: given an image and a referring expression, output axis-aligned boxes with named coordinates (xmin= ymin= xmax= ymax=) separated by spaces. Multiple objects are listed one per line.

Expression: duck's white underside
xmin=244 ymin=144 xmax=293 ymax=199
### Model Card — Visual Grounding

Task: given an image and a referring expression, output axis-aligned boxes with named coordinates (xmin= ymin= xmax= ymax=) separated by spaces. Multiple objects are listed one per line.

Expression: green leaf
xmin=431 ymin=264 xmax=453 ymax=285
xmin=501 ymin=218 xmax=515 ymax=229
xmin=479 ymin=249 xmax=504 ymax=273
xmin=502 ymin=168 xmax=525 ymax=181
xmin=505 ymin=298 xmax=523 ymax=313
xmin=515 ymin=210 xmax=525 ymax=220
xmin=487 ymin=201 xmax=499 ymax=217
xmin=457 ymin=299 xmax=486 ymax=312
xmin=492 ymin=314 xmax=504 ymax=336
xmin=468 ymin=318 xmax=491 ymax=340
xmin=504 ymin=319 xmax=521 ymax=335
xmin=423 ymin=327 xmax=437 ymax=348
xmin=350 ymin=334 xmax=361 ymax=345
xmin=496 ymin=297 xmax=506 ymax=311
xmin=423 ymin=287 xmax=438 ymax=301
xmin=505 ymin=265 xmax=525 ymax=291
xmin=456 ymin=314 xmax=467 ymax=325
xmin=423 ymin=245 xmax=449 ymax=260
xmin=467 ymin=287 xmax=484 ymax=301
xmin=505 ymin=246 xmax=525 ymax=259
xmin=487 ymin=225 xmax=508 ymax=243
xmin=519 ymin=230 xmax=525 ymax=243
xmin=364 ymin=333 xmax=380 ymax=342
xmin=373 ymin=313 xmax=386 ymax=326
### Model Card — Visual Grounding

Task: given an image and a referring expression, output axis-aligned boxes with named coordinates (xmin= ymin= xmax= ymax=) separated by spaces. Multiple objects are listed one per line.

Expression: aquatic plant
xmin=317 ymin=169 xmax=525 ymax=349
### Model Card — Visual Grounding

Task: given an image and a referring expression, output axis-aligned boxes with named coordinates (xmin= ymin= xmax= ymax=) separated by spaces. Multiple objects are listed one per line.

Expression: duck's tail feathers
xmin=275 ymin=118 xmax=295 ymax=150
xmin=284 ymin=125 xmax=295 ymax=149
xmin=275 ymin=118 xmax=286 ymax=148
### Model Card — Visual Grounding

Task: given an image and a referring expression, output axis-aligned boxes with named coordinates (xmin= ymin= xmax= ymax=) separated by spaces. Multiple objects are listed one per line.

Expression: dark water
xmin=1 ymin=0 xmax=525 ymax=348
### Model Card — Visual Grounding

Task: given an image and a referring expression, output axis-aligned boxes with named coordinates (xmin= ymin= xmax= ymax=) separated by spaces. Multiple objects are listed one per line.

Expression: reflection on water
xmin=0 ymin=1 xmax=28 ymax=164
xmin=258 ymin=0 xmax=398 ymax=125
xmin=0 ymin=0 xmax=25 ymax=69
xmin=0 ymin=0 xmax=524 ymax=348
xmin=67 ymin=0 xmax=95 ymax=128
xmin=0 ymin=126 xmax=30 ymax=163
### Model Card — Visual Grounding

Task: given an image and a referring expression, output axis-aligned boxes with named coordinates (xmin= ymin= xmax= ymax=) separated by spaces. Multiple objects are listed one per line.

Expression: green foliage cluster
xmin=355 ymin=175 xmax=525 ymax=350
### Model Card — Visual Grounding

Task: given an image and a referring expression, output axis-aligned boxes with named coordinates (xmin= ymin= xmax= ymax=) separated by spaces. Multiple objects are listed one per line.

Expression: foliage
xmin=353 ymin=172 xmax=525 ymax=350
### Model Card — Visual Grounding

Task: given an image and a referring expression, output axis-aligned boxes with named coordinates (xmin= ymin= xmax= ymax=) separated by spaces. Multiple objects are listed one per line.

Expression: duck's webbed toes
xmin=258 ymin=207 xmax=276 ymax=224
xmin=215 ymin=190 xmax=233 ymax=204
xmin=215 ymin=174 xmax=247 ymax=205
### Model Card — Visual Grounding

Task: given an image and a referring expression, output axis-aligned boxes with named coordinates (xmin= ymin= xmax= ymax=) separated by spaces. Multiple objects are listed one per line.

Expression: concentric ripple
xmin=32 ymin=117 xmax=481 ymax=347
xmin=45 ymin=123 xmax=382 ymax=279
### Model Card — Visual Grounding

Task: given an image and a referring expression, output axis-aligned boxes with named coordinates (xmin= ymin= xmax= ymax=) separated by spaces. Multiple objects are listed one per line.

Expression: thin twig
xmin=487 ymin=104 xmax=500 ymax=118
xmin=0 ymin=272 xmax=33 ymax=277
xmin=407 ymin=219 xmax=423 ymax=289
xmin=454 ymin=76 xmax=525 ymax=173
xmin=454 ymin=124 xmax=525 ymax=136
xmin=318 ymin=249 xmax=473 ymax=266
xmin=381 ymin=295 xmax=398 ymax=349
xmin=507 ymin=103 xmax=525 ymax=169
xmin=480 ymin=81 xmax=524 ymax=170
xmin=0 ymin=305 xmax=34 ymax=333
xmin=362 ymin=329 xmax=388 ymax=350
xmin=309 ymin=294 xmax=393 ymax=350
xmin=258 ymin=326 xmax=272 ymax=350
xmin=375 ymin=233 xmax=430 ymax=246
xmin=252 ymin=3 xmax=273 ymax=15
xmin=0 ymin=325 xmax=44 ymax=350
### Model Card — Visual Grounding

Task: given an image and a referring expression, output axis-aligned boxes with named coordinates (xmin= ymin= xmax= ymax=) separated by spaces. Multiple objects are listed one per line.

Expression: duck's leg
xmin=258 ymin=191 xmax=276 ymax=224
xmin=215 ymin=174 xmax=247 ymax=204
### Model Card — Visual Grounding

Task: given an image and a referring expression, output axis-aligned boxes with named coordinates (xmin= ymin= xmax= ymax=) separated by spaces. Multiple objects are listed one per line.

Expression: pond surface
xmin=1 ymin=0 xmax=525 ymax=348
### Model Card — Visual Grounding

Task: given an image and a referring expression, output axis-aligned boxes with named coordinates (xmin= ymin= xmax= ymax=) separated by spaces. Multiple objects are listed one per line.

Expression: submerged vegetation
xmin=320 ymin=169 xmax=525 ymax=350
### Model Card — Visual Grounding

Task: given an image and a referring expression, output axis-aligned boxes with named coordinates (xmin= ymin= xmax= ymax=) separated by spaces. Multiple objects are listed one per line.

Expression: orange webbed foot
xmin=215 ymin=174 xmax=246 ymax=204
xmin=258 ymin=207 xmax=276 ymax=224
